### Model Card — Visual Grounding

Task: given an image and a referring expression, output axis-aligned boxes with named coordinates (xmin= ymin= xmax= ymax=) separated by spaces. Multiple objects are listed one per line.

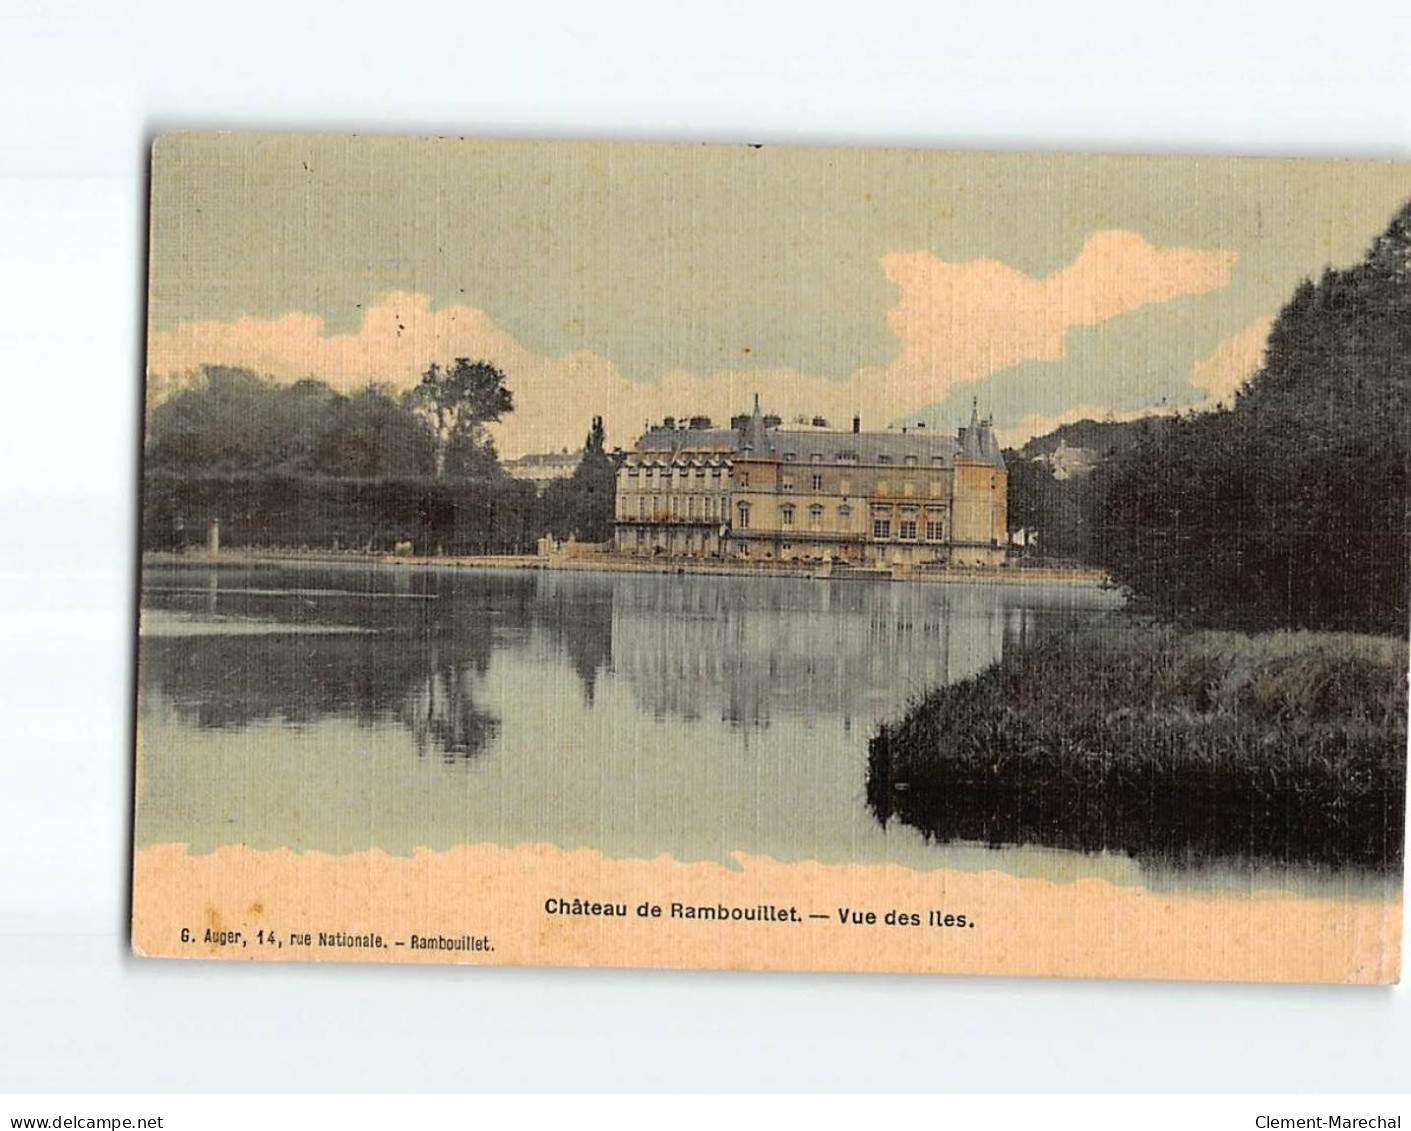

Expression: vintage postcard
xmin=133 ymin=134 xmax=1409 ymax=982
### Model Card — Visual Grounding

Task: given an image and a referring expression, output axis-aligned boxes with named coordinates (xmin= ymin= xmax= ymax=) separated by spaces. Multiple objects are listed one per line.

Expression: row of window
xmin=623 ymin=495 xmax=731 ymax=520
xmin=622 ymin=496 xmax=951 ymax=542
xmin=767 ymin=471 xmax=945 ymax=497
xmin=625 ymin=466 xmax=950 ymax=494
xmin=870 ymin=519 xmax=947 ymax=542
xmin=778 ymin=452 xmax=944 ymax=466
xmin=626 ymin=466 xmax=726 ymax=480
xmin=737 ymin=501 xmax=854 ymax=531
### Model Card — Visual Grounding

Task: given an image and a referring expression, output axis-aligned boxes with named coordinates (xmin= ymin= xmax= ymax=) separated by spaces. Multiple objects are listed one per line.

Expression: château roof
xmin=635 ymin=428 xmax=744 ymax=455
xmin=628 ymin=400 xmax=1005 ymax=469
xmin=754 ymin=429 xmax=962 ymax=466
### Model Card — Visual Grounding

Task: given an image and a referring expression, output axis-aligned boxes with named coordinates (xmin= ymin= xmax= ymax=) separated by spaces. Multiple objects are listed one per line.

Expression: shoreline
xmin=140 ymin=548 xmax=1112 ymax=588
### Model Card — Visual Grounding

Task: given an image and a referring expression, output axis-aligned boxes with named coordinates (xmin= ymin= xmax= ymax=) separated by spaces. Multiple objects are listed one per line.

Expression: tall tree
xmin=540 ymin=416 xmax=619 ymax=543
xmin=411 ymin=358 xmax=514 ymax=478
xmin=1094 ymin=200 xmax=1411 ymax=633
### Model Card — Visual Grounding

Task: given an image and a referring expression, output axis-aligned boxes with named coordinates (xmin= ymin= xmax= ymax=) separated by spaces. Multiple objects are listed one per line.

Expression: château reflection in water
xmin=138 ymin=561 xmax=1156 ymax=878
xmin=140 ymin=562 xmax=1098 ymax=746
xmin=606 ymin=573 xmax=1066 ymax=728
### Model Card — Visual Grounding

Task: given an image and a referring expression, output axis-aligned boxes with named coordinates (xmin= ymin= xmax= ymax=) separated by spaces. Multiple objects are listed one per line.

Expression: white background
xmin=2 ymin=0 xmax=1409 ymax=1094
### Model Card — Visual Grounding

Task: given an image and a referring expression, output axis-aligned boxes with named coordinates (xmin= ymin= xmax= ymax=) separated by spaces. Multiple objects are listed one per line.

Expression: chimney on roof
xmin=852 ymin=414 xmax=860 ymax=434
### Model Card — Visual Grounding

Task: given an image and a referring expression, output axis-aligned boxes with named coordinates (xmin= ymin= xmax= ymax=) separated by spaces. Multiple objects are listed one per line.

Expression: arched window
xmin=809 ymin=504 xmax=823 ymax=531
xmin=781 ymin=504 xmax=795 ymax=527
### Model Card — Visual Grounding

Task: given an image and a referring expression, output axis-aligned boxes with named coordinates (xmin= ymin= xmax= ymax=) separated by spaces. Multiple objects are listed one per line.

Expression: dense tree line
xmin=142 ymin=364 xmax=618 ymax=553
xmin=1005 ymin=417 xmax=1172 ymax=564
xmin=145 ymin=366 xmax=502 ymax=478
xmin=1092 ymin=202 xmax=1411 ymax=633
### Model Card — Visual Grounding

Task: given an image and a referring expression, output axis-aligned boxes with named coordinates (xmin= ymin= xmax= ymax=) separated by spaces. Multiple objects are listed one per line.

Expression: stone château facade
xmin=613 ymin=398 xmax=1007 ymax=567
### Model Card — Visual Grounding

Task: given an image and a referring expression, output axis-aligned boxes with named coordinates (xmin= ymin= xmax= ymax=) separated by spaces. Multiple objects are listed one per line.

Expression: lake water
xmin=135 ymin=560 xmax=1378 ymax=895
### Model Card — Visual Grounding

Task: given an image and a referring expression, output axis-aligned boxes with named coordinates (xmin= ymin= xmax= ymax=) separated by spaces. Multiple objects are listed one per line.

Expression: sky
xmin=146 ymin=134 xmax=1411 ymax=457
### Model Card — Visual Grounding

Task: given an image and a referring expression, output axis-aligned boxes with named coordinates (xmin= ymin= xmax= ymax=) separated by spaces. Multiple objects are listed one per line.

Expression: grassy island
xmin=867 ymin=627 xmax=1408 ymax=870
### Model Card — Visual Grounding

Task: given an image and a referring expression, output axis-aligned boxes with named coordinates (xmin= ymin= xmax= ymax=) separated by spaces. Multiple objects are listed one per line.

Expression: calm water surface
xmin=136 ymin=561 xmax=1381 ymax=895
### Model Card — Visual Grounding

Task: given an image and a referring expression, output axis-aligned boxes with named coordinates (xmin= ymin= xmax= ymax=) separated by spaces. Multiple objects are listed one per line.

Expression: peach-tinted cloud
xmin=148 ymin=295 xmax=890 ymax=457
xmin=864 ymin=231 xmax=1238 ymax=401
xmin=146 ymin=232 xmax=1238 ymax=457
xmin=1187 ymin=316 xmax=1275 ymax=406
xmin=148 ymin=293 xmax=626 ymax=458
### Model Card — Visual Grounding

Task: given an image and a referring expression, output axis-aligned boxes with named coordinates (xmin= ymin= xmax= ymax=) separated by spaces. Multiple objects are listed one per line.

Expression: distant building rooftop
xmin=505 ymin=449 xmax=581 ymax=469
xmin=504 ymin=449 xmax=582 ymax=490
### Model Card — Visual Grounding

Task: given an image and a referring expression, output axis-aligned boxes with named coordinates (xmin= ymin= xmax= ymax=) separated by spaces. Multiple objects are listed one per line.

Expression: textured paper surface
xmin=134 ymin=134 xmax=1410 ymax=982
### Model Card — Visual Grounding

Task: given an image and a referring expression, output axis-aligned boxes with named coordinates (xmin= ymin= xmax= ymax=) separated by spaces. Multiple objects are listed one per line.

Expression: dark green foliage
xmin=1004 ymin=453 xmax=1103 ymax=563
xmin=146 ymin=368 xmax=436 ymax=477
xmin=868 ymin=627 xmax=1408 ymax=870
xmin=1093 ymin=203 xmax=1411 ymax=633
xmin=1018 ymin=416 xmax=1163 ymax=459
xmin=141 ymin=368 xmax=619 ymax=553
xmin=539 ymin=416 xmax=619 ymax=543
xmin=1002 ymin=453 xmax=1047 ymax=545
xmin=411 ymin=358 xmax=515 ymax=478
xmin=311 ymin=385 xmax=438 ymax=477
xmin=142 ymin=472 xmax=542 ymax=556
